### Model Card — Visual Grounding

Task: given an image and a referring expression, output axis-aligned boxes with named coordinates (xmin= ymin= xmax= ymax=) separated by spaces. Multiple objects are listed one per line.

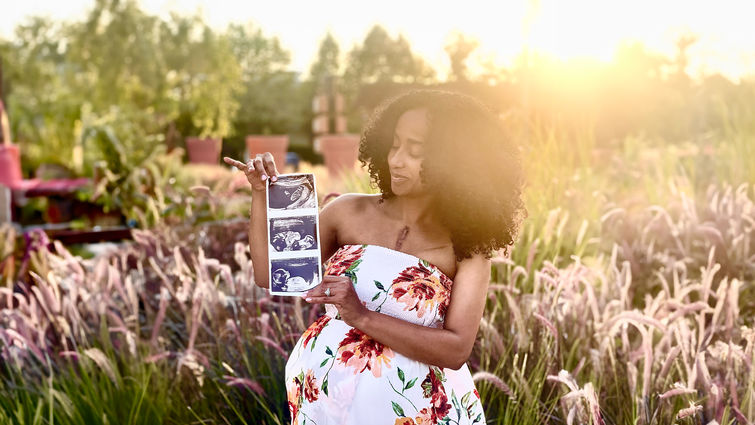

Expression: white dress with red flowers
xmin=285 ymin=244 xmax=485 ymax=425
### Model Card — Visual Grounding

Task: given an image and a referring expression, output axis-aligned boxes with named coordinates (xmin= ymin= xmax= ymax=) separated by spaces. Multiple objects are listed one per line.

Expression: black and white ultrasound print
xmin=269 ymin=257 xmax=321 ymax=294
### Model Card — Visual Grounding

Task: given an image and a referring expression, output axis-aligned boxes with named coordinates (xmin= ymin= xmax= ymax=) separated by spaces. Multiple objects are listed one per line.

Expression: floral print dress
xmin=285 ymin=244 xmax=485 ymax=425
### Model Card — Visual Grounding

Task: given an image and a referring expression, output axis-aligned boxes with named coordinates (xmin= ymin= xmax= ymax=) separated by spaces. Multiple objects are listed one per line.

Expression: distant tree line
xmin=0 ymin=0 xmax=753 ymax=176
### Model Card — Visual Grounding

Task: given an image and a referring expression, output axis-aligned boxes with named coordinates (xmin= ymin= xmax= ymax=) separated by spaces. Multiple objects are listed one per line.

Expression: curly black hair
xmin=358 ymin=89 xmax=528 ymax=261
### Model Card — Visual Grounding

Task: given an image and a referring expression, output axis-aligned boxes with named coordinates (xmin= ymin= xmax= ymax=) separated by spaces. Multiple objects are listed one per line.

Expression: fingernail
xmin=271 ymin=175 xmax=277 ymax=182
xmin=305 ymin=298 xmax=312 ymax=302
xmin=261 ymin=174 xmax=267 ymax=181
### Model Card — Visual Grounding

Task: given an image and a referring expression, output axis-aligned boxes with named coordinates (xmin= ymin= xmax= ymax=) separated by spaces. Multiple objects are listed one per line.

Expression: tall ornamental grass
xmin=1 ymin=113 xmax=753 ymax=423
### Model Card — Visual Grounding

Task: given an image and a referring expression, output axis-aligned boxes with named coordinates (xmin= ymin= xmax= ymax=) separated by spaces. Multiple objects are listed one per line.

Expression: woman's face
xmin=387 ymin=107 xmax=429 ymax=197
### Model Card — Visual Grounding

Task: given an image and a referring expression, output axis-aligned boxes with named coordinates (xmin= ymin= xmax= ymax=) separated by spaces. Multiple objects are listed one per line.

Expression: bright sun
xmin=523 ymin=0 xmax=624 ymax=62
xmin=461 ymin=0 xmax=750 ymax=81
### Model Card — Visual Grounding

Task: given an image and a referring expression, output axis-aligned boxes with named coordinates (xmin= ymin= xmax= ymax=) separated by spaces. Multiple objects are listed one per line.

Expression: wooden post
xmin=0 ymin=57 xmax=11 ymax=146
xmin=0 ymin=184 xmax=10 ymax=223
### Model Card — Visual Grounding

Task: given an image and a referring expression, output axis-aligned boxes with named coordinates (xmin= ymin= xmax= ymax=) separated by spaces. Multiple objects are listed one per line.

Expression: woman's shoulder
xmin=321 ymin=192 xmax=381 ymax=214
xmin=319 ymin=193 xmax=381 ymax=253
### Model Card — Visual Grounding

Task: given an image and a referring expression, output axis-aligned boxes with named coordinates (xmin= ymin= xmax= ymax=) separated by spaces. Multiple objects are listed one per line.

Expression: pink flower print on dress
xmin=324 ymin=245 xmax=365 ymax=277
xmin=287 ymin=375 xmax=303 ymax=425
xmin=301 ymin=315 xmax=331 ymax=350
xmin=303 ymin=369 xmax=319 ymax=402
xmin=337 ymin=328 xmax=394 ymax=377
xmin=390 ymin=262 xmax=452 ymax=320
xmin=419 ymin=367 xmax=451 ymax=424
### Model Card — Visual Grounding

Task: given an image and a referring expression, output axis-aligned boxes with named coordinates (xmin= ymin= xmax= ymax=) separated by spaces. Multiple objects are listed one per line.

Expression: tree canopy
xmin=1 ymin=3 xmax=752 ymax=176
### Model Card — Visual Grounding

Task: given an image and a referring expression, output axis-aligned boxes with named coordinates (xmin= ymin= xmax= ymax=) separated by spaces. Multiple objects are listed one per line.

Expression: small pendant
xmin=394 ymin=225 xmax=410 ymax=250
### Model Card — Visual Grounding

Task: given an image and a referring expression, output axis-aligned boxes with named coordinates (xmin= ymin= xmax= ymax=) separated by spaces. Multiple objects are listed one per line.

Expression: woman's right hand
xmin=223 ymin=152 xmax=280 ymax=192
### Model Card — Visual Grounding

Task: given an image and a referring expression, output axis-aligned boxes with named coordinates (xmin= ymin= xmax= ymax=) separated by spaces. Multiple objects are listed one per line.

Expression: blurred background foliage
xmin=2 ymin=0 xmax=753 ymax=182
xmin=1 ymin=1 xmax=754 ymax=424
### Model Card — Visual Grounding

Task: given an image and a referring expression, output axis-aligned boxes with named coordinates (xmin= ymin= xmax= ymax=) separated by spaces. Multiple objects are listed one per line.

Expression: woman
xmin=224 ymin=89 xmax=527 ymax=425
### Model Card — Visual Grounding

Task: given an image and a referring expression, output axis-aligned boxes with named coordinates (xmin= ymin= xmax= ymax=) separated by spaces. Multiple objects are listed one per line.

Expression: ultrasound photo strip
xmin=266 ymin=173 xmax=322 ymax=296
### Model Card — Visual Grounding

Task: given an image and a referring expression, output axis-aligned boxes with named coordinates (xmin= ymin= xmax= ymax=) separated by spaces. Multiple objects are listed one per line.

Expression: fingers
xmin=304 ymin=286 xmax=330 ymax=304
xmin=223 ymin=157 xmax=246 ymax=170
xmin=305 ymin=284 xmax=327 ymax=299
xmin=252 ymin=156 xmax=266 ymax=180
xmin=304 ymin=275 xmax=351 ymax=302
xmin=305 ymin=296 xmax=331 ymax=304
xmin=262 ymin=152 xmax=279 ymax=181
xmin=223 ymin=154 xmax=279 ymax=182
xmin=304 ymin=275 xmax=349 ymax=296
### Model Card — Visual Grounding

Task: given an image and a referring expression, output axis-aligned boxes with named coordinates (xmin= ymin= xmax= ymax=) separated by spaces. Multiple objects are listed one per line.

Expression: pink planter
xmin=186 ymin=137 xmax=222 ymax=165
xmin=317 ymin=134 xmax=361 ymax=177
xmin=0 ymin=144 xmax=22 ymax=188
xmin=245 ymin=135 xmax=289 ymax=170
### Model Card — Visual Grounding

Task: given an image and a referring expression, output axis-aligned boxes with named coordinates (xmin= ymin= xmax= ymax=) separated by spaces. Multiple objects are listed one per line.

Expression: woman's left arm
xmin=304 ymin=254 xmax=491 ymax=370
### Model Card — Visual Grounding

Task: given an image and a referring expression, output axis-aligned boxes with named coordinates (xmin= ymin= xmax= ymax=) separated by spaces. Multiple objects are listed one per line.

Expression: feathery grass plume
xmin=659 ymin=346 xmax=682 ymax=380
xmin=177 ymin=350 xmax=206 ymax=387
xmin=83 ymin=348 xmax=118 ymax=385
xmin=223 ymin=375 xmax=266 ymax=395
xmin=547 ymin=369 xmax=605 ymax=425
xmin=533 ymin=312 xmax=558 ymax=340
xmin=150 ymin=287 xmax=170 ymax=347
xmin=659 ymin=382 xmax=697 ymax=399
xmin=471 ymin=371 xmax=516 ymax=401
xmin=502 ymin=289 xmax=528 ymax=349
xmin=677 ymin=401 xmax=703 ymax=419
xmin=582 ymin=383 xmax=605 ymax=425
xmin=0 ymin=223 xmax=17 ymax=285
xmin=478 ymin=316 xmax=505 ymax=357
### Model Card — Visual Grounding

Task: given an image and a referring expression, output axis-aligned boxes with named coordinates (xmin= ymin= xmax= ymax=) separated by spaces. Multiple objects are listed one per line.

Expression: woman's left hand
xmin=304 ymin=275 xmax=369 ymax=328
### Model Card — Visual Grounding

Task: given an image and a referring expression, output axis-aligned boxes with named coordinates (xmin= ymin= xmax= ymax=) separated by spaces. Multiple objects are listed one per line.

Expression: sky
xmin=1 ymin=0 xmax=754 ymax=81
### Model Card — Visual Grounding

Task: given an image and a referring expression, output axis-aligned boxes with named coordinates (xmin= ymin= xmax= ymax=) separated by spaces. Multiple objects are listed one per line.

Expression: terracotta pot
xmin=245 ymin=135 xmax=289 ymax=170
xmin=185 ymin=137 xmax=222 ymax=165
xmin=317 ymin=134 xmax=361 ymax=177
xmin=0 ymin=144 xmax=22 ymax=189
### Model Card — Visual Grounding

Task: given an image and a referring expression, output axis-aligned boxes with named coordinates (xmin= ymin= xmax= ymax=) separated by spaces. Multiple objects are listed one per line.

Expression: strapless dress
xmin=284 ymin=244 xmax=485 ymax=425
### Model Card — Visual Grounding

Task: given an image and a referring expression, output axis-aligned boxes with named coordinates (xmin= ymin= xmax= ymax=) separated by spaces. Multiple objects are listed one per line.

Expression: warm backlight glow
xmin=1 ymin=0 xmax=752 ymax=81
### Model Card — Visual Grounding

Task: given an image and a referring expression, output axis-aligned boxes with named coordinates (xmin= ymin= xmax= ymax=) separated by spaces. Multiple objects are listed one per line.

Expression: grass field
xmin=1 ymin=118 xmax=753 ymax=424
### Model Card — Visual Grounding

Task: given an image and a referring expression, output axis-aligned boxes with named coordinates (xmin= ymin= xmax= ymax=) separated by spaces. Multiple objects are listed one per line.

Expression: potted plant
xmin=0 ymin=99 xmax=22 ymax=189
xmin=316 ymin=133 xmax=361 ymax=177
xmin=245 ymin=133 xmax=289 ymax=170
xmin=182 ymin=79 xmax=239 ymax=165
xmin=186 ymin=136 xmax=223 ymax=165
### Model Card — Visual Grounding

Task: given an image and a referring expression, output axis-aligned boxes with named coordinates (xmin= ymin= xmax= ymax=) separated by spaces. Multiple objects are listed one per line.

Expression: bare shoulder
xmin=318 ymin=193 xmax=376 ymax=260
xmin=319 ymin=193 xmax=381 ymax=258
xmin=320 ymin=192 xmax=381 ymax=216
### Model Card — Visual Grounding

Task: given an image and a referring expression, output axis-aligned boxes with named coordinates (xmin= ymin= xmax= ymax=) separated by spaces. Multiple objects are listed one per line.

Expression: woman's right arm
xmin=248 ymin=183 xmax=270 ymax=287
xmin=224 ymin=153 xmax=280 ymax=289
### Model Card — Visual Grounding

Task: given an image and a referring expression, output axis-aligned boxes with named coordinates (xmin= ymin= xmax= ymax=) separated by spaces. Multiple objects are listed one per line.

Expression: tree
xmin=444 ymin=32 xmax=479 ymax=82
xmin=309 ymin=32 xmax=341 ymax=87
xmin=2 ymin=0 xmax=247 ymax=173
xmin=673 ymin=33 xmax=698 ymax=84
xmin=227 ymin=22 xmax=306 ymax=139
xmin=158 ymin=14 xmax=242 ymax=140
xmin=341 ymin=25 xmax=436 ymax=130
xmin=343 ymin=25 xmax=435 ymax=87
xmin=0 ymin=17 xmax=81 ymax=172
